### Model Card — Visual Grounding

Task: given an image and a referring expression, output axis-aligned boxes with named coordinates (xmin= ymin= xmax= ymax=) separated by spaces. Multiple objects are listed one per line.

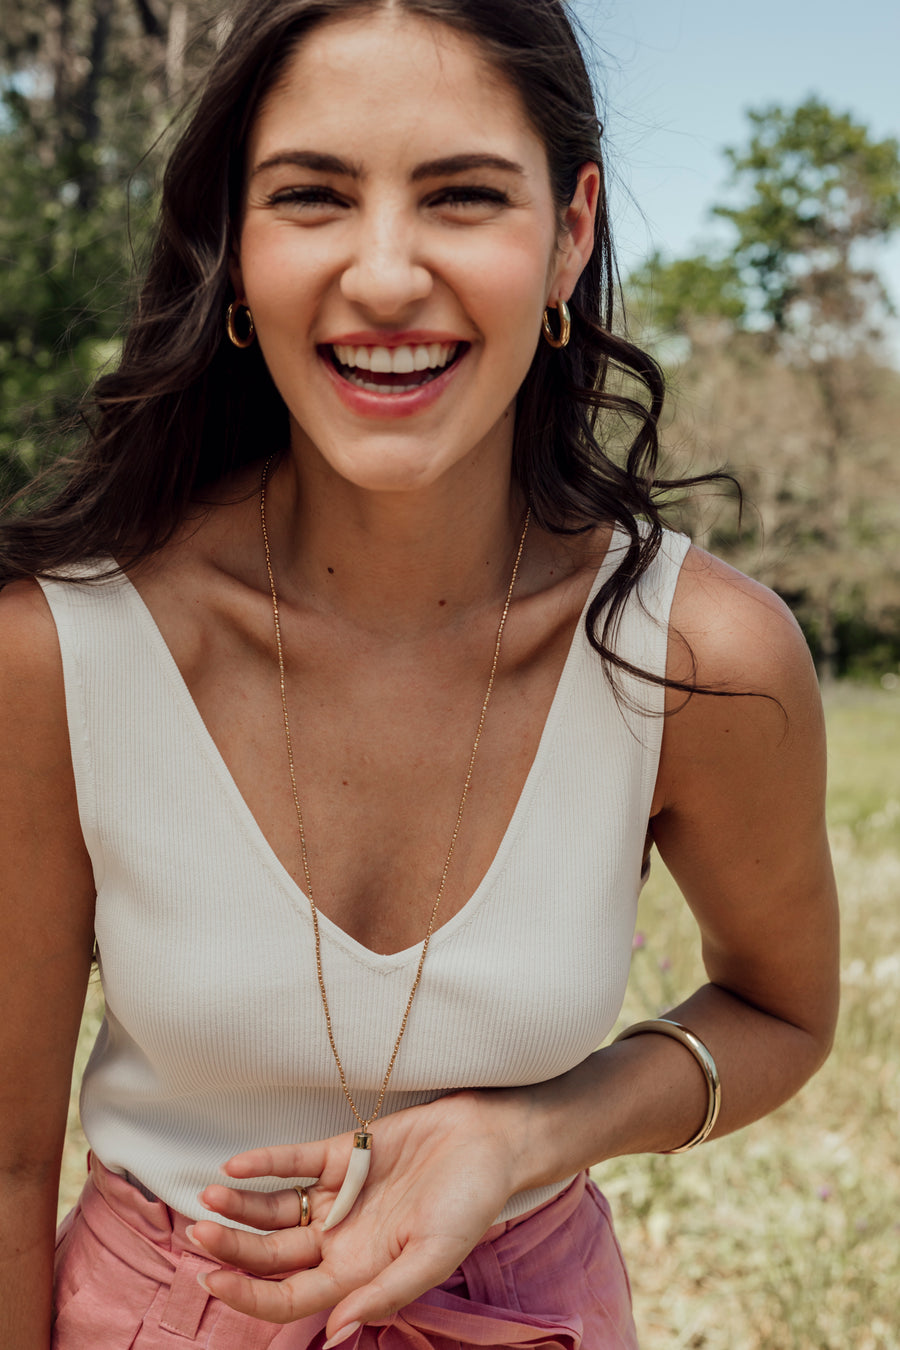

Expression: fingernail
xmin=185 ymin=1224 xmax=202 ymax=1247
xmin=197 ymin=1271 xmax=214 ymax=1296
xmin=323 ymin=1322 xmax=361 ymax=1348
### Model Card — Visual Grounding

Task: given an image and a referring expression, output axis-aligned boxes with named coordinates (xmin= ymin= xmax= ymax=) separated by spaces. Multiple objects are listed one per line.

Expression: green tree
xmin=630 ymin=98 xmax=900 ymax=680
xmin=715 ymin=99 xmax=900 ymax=677
xmin=0 ymin=0 xmax=219 ymax=499
xmin=627 ymin=250 xmax=747 ymax=337
xmin=714 ymin=96 xmax=900 ymax=338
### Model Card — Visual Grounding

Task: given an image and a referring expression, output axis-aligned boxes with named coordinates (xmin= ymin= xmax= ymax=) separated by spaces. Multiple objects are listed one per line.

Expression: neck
xmin=260 ymin=453 xmax=529 ymax=637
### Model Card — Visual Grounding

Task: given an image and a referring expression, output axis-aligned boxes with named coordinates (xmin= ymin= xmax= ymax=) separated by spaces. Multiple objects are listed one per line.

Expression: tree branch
xmin=132 ymin=0 xmax=164 ymax=40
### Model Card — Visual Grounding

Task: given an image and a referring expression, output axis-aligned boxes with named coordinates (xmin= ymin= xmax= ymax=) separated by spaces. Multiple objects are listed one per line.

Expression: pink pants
xmin=53 ymin=1158 xmax=638 ymax=1348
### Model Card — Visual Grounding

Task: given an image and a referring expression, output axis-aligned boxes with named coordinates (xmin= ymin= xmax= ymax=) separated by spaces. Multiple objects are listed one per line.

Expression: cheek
xmin=469 ymin=228 xmax=554 ymax=310
xmin=477 ymin=239 xmax=551 ymax=361
xmin=237 ymin=228 xmax=323 ymax=326
xmin=450 ymin=245 xmax=551 ymax=393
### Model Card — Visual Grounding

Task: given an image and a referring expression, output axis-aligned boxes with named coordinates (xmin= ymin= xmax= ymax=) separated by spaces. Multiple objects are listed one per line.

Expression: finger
xmin=189 ymin=1219 xmax=320 ymax=1277
xmin=199 ymin=1182 xmax=318 ymax=1231
xmin=325 ymin=1237 xmax=466 ymax=1340
xmin=201 ymin=1263 xmax=345 ymax=1325
xmin=223 ymin=1141 xmax=332 ymax=1181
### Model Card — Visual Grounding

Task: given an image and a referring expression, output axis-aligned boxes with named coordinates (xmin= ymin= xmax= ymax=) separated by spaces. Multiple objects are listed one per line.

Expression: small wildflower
xmin=817 ymin=1186 xmax=832 ymax=1201
xmin=632 ymin=932 xmax=646 ymax=951
xmin=658 ymin=957 xmax=672 ymax=973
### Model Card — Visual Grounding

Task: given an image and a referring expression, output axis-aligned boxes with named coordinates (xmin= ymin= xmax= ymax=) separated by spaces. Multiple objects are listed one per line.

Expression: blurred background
xmin=2 ymin=0 xmax=899 ymax=675
xmin=2 ymin=2 xmax=897 ymax=1346
xmin=575 ymin=0 xmax=900 ymax=683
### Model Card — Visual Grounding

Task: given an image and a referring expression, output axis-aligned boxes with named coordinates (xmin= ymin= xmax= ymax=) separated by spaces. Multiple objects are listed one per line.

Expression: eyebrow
xmin=250 ymin=150 xmax=526 ymax=182
xmin=251 ymin=151 xmax=363 ymax=179
xmin=410 ymin=154 xmax=526 ymax=182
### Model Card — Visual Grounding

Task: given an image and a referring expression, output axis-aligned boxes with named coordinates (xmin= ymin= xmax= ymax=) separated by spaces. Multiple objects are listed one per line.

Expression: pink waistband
xmin=54 ymin=1158 xmax=636 ymax=1348
xmin=83 ymin=1154 xmax=581 ymax=1268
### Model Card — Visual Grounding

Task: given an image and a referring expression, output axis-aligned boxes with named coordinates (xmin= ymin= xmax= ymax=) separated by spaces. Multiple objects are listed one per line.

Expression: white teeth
xmin=392 ymin=347 xmax=415 ymax=375
xmin=332 ymin=342 xmax=458 ymax=375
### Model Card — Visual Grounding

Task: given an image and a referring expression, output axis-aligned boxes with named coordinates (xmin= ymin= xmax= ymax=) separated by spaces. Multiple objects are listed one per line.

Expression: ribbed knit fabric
xmin=39 ymin=527 xmax=690 ymax=1229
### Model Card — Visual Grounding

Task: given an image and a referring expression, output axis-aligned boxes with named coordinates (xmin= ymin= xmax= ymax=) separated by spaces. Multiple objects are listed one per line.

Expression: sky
xmin=571 ymin=0 xmax=900 ymax=339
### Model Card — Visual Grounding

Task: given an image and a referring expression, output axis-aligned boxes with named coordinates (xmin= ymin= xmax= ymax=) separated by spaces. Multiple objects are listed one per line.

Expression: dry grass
xmin=603 ymin=684 xmax=900 ymax=1348
xmin=60 ymin=686 xmax=900 ymax=1346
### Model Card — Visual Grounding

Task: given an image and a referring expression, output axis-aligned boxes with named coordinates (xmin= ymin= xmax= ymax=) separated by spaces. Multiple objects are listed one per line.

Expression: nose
xmin=339 ymin=209 xmax=433 ymax=317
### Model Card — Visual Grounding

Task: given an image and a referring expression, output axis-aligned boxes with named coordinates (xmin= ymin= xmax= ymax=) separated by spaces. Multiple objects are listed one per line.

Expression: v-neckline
xmin=113 ymin=537 xmax=621 ymax=967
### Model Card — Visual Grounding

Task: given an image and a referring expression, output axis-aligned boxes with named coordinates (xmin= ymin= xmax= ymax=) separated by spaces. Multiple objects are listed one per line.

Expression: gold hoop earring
xmin=541 ymin=299 xmax=571 ymax=350
xmin=226 ymin=301 xmax=256 ymax=349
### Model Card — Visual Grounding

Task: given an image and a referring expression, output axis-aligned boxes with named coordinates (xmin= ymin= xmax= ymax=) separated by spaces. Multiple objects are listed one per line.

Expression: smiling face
xmin=231 ymin=8 xmax=597 ymax=500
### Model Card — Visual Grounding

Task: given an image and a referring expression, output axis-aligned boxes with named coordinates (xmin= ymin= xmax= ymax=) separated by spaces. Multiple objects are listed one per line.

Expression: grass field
xmin=60 ymin=685 xmax=900 ymax=1347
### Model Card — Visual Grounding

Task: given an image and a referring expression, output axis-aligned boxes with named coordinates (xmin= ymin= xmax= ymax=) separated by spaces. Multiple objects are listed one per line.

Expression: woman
xmin=0 ymin=1 xmax=839 ymax=1346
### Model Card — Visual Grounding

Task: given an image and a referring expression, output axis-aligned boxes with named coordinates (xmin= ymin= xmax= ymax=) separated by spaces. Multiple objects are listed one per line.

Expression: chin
xmin=313 ymin=435 xmax=473 ymax=496
xmin=338 ymin=460 xmax=448 ymax=496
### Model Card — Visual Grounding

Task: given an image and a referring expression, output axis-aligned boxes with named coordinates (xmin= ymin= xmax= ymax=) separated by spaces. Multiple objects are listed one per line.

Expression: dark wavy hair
xmin=0 ymin=0 xmax=725 ymax=690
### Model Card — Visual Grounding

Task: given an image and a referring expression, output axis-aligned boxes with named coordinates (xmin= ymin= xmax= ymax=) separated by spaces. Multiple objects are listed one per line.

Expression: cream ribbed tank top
xmin=39 ymin=527 xmax=689 ymax=1227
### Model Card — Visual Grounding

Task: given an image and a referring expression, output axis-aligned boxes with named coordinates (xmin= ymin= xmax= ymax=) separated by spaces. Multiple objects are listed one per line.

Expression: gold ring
xmin=294 ymin=1185 xmax=312 ymax=1227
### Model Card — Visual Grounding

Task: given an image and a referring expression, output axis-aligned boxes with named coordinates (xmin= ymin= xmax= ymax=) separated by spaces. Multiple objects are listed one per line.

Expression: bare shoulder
xmin=0 ymin=575 xmax=95 ymax=933
xmin=666 ymin=543 xmax=817 ymax=705
xmin=0 ymin=574 xmax=95 ymax=925
xmin=651 ymin=544 xmax=825 ymax=818
xmin=0 ymin=577 xmax=66 ymax=697
xmin=0 ymin=577 xmax=81 ymax=797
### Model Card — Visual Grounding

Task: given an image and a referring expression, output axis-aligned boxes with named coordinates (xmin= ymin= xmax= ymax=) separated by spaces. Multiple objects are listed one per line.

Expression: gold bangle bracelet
xmin=613 ymin=1017 xmax=722 ymax=1153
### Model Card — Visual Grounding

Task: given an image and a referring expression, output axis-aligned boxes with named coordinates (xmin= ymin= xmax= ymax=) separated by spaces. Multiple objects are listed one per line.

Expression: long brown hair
xmin=0 ymin=0 xmax=728 ymax=690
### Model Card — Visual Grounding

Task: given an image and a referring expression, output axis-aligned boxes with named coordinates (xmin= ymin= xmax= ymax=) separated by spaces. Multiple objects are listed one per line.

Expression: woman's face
xmin=232 ymin=9 xmax=597 ymax=499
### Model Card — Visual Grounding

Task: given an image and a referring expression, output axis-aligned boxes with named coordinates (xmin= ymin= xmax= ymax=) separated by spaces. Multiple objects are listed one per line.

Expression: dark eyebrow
xmin=250 ymin=150 xmax=526 ymax=182
xmin=410 ymin=154 xmax=526 ymax=182
xmin=251 ymin=151 xmax=363 ymax=179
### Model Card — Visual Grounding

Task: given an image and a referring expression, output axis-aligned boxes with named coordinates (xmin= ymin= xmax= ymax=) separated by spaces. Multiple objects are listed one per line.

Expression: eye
xmin=425 ymin=185 xmax=512 ymax=214
xmin=265 ymin=185 xmax=349 ymax=211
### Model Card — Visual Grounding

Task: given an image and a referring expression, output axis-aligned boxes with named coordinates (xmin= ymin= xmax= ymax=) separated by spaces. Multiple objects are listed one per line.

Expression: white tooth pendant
xmin=322 ymin=1131 xmax=373 ymax=1232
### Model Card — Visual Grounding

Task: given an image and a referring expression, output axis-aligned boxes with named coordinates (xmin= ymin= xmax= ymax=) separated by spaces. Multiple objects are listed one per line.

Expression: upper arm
xmin=649 ymin=547 xmax=839 ymax=1051
xmin=0 ymin=581 xmax=96 ymax=1179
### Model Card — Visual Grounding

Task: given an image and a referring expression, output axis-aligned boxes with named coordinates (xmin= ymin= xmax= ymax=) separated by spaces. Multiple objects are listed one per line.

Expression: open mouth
xmin=327 ymin=341 xmax=465 ymax=393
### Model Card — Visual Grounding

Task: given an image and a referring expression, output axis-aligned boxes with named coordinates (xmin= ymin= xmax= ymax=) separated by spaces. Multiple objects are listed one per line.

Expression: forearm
xmin=497 ymin=981 xmax=835 ymax=1195
xmin=0 ymin=1173 xmax=57 ymax=1350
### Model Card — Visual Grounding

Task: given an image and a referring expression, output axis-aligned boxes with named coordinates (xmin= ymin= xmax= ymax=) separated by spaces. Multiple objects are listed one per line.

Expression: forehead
xmin=246 ymin=10 xmax=547 ymax=173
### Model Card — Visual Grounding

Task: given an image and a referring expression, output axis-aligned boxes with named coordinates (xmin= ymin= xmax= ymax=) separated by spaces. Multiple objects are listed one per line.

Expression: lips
xmin=327 ymin=341 xmax=464 ymax=393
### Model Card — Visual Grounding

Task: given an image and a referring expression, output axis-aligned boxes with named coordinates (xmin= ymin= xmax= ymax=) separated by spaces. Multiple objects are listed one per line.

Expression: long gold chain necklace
xmin=260 ymin=458 xmax=530 ymax=1230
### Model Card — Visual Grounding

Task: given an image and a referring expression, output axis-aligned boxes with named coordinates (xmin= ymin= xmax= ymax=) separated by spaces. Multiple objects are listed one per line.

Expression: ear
xmin=548 ymin=161 xmax=601 ymax=304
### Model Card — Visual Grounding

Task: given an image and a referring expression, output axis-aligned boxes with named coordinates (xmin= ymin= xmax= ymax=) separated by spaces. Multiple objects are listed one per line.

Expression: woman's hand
xmin=188 ymin=1090 xmax=521 ymax=1341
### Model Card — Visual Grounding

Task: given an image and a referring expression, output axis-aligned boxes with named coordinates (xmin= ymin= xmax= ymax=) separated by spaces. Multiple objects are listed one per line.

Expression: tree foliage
xmin=714 ymin=97 xmax=900 ymax=338
xmin=659 ymin=334 xmax=900 ymax=676
xmin=629 ymin=99 xmax=900 ymax=678
xmin=0 ymin=0 xmax=219 ymax=498
xmin=627 ymin=251 xmax=747 ymax=337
